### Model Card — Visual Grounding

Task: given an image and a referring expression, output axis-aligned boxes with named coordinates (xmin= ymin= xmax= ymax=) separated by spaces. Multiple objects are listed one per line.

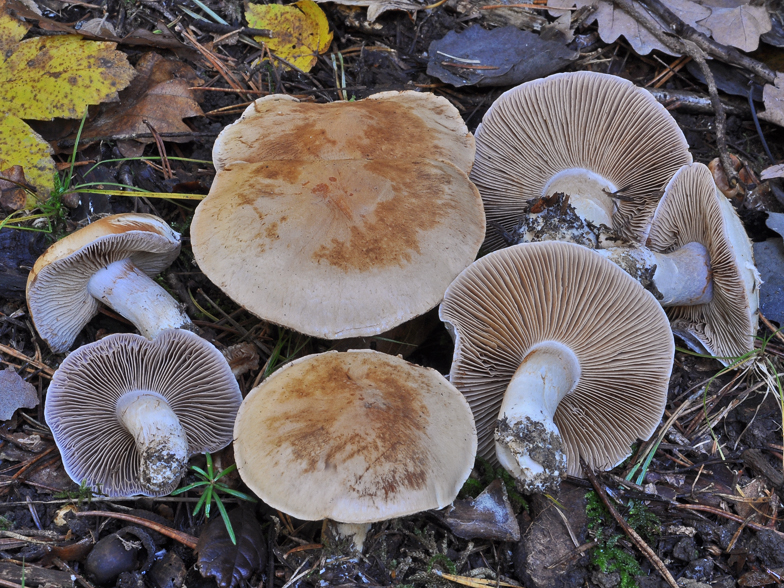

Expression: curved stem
xmin=87 ymin=259 xmax=193 ymax=339
xmin=116 ymin=391 xmax=189 ymax=495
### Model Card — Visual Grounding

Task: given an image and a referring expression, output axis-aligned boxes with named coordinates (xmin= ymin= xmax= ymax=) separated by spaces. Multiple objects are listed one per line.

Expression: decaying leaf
xmin=699 ymin=3 xmax=772 ymax=52
xmin=761 ymin=164 xmax=784 ymax=181
xmin=0 ymin=165 xmax=30 ymax=210
xmin=195 ymin=507 xmax=265 ymax=588
xmin=0 ymin=114 xmax=55 ymax=201
xmin=0 ymin=0 xmax=37 ymax=54
xmin=315 ymin=0 xmax=422 ymax=22
xmin=246 ymin=0 xmax=332 ymax=72
xmin=761 ymin=73 xmax=784 ymax=127
xmin=76 ymin=52 xmax=203 ymax=152
xmin=0 ymin=368 xmax=39 ymax=421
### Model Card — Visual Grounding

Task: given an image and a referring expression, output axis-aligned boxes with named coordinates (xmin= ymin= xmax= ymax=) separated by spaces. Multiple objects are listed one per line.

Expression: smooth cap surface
xmin=191 ymin=158 xmax=485 ymax=339
xmin=45 ymin=329 xmax=242 ymax=497
xmin=26 ymin=213 xmax=181 ymax=353
xmin=234 ymin=350 xmax=477 ymax=523
xmin=647 ymin=162 xmax=760 ymax=363
xmin=440 ymin=241 xmax=674 ymax=476
xmin=212 ymin=91 xmax=475 ymax=174
xmin=471 ymin=72 xmax=692 ymax=249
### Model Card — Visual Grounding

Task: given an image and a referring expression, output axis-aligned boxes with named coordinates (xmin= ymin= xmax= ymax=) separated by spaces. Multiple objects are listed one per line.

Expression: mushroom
xmin=233 ymin=350 xmax=477 ymax=551
xmin=45 ymin=329 xmax=242 ymax=496
xmin=212 ymin=91 xmax=475 ymax=174
xmin=439 ymin=241 xmax=673 ymax=494
xmin=27 ymin=213 xmax=193 ymax=353
xmin=597 ymin=163 xmax=759 ymax=363
xmin=470 ymin=71 xmax=692 ymax=249
xmin=191 ymin=158 xmax=485 ymax=339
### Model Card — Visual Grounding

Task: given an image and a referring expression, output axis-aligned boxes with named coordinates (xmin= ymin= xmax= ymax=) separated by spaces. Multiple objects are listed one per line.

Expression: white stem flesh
xmin=494 ymin=341 xmax=580 ymax=494
xmin=87 ymin=259 xmax=192 ymax=339
xmin=595 ymin=242 xmax=712 ymax=306
xmin=542 ymin=168 xmax=616 ymax=227
xmin=331 ymin=521 xmax=372 ymax=554
xmin=116 ymin=391 xmax=189 ymax=494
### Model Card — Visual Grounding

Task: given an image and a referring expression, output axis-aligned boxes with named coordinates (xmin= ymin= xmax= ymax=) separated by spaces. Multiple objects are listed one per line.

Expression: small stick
xmin=75 ymin=511 xmax=198 ymax=549
xmin=481 ymin=3 xmax=572 ymax=9
xmin=0 ymin=343 xmax=55 ymax=377
xmin=143 ymin=121 xmax=172 ymax=180
xmin=674 ymin=503 xmax=784 ymax=537
xmin=581 ymin=458 xmax=678 ymax=588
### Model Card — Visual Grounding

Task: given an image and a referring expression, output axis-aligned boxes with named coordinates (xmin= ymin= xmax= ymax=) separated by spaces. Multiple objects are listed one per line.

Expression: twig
xmin=143 ymin=121 xmax=172 ymax=180
xmin=183 ymin=19 xmax=272 ymax=38
xmin=674 ymin=504 xmax=784 ymax=537
xmin=0 ymin=343 xmax=55 ymax=377
xmin=581 ymin=458 xmax=678 ymax=588
xmin=75 ymin=511 xmax=198 ymax=549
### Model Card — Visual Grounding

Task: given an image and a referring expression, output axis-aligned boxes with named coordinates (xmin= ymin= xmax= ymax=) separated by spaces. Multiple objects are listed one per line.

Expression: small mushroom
xmin=191 ymin=158 xmax=485 ymax=339
xmin=233 ymin=350 xmax=477 ymax=552
xmin=45 ymin=329 xmax=242 ymax=496
xmin=27 ymin=213 xmax=193 ymax=353
xmin=212 ymin=91 xmax=475 ymax=174
xmin=440 ymin=241 xmax=673 ymax=494
xmin=471 ymin=71 xmax=692 ymax=249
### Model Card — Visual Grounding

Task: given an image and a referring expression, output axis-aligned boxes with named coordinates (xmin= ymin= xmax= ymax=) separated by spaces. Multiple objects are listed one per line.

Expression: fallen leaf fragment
xmin=761 ymin=164 xmax=784 ymax=181
xmin=698 ymin=4 xmax=771 ymax=52
xmin=761 ymin=73 xmax=784 ymax=127
xmin=0 ymin=165 xmax=30 ymax=210
xmin=315 ymin=0 xmax=421 ymax=21
xmin=0 ymin=114 xmax=55 ymax=200
xmin=0 ymin=34 xmax=135 ymax=120
xmin=76 ymin=52 xmax=203 ymax=149
xmin=0 ymin=0 xmax=38 ymax=54
xmin=0 ymin=367 xmax=39 ymax=421
xmin=246 ymin=0 xmax=332 ymax=72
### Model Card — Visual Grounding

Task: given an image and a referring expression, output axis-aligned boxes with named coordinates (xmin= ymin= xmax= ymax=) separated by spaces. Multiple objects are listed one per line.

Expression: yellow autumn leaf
xmin=0 ymin=113 xmax=55 ymax=201
xmin=0 ymin=35 xmax=135 ymax=120
xmin=246 ymin=0 xmax=332 ymax=73
xmin=0 ymin=0 xmax=34 ymax=55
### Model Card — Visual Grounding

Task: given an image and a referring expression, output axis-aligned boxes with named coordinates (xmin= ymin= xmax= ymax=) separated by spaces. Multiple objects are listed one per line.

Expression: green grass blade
xmin=214 ymin=494 xmax=236 ymax=545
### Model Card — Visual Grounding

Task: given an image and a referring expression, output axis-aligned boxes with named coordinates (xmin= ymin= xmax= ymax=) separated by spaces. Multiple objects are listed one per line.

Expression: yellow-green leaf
xmin=0 ymin=113 xmax=55 ymax=201
xmin=0 ymin=34 xmax=135 ymax=120
xmin=0 ymin=0 xmax=34 ymax=55
xmin=246 ymin=0 xmax=333 ymax=73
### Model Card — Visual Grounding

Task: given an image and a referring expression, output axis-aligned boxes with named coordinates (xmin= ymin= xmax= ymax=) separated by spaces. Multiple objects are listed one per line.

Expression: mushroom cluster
xmin=191 ymin=92 xmax=486 ymax=340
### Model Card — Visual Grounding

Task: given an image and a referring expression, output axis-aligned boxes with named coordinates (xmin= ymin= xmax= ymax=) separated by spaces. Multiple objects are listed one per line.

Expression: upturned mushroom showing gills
xmin=27 ymin=213 xmax=193 ymax=353
xmin=45 ymin=329 xmax=242 ymax=496
xmin=233 ymin=350 xmax=477 ymax=552
xmin=440 ymin=241 xmax=673 ymax=494
xmin=471 ymin=71 xmax=692 ymax=250
xmin=598 ymin=163 xmax=759 ymax=363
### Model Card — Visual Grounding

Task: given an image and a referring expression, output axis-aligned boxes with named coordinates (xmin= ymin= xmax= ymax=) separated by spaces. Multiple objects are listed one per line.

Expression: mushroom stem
xmin=87 ymin=259 xmax=193 ymax=339
xmin=542 ymin=168 xmax=616 ymax=227
xmin=595 ymin=242 xmax=713 ymax=306
xmin=495 ymin=341 xmax=579 ymax=494
xmin=328 ymin=521 xmax=372 ymax=554
xmin=116 ymin=391 xmax=189 ymax=495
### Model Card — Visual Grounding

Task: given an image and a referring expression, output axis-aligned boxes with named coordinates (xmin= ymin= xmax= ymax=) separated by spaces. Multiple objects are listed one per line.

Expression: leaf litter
xmin=0 ymin=1 xmax=784 ymax=588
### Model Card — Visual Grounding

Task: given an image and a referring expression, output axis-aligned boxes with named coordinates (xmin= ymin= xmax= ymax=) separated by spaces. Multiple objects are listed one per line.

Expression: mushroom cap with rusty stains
xmin=190 ymin=158 xmax=485 ymax=339
xmin=26 ymin=213 xmax=181 ymax=353
xmin=211 ymin=91 xmax=475 ymax=174
xmin=440 ymin=241 xmax=674 ymax=477
xmin=233 ymin=350 xmax=477 ymax=523
xmin=471 ymin=71 xmax=692 ymax=249
xmin=646 ymin=162 xmax=760 ymax=363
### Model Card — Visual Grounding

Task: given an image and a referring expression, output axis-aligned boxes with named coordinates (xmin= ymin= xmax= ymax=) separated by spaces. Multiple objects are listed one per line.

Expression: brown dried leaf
xmin=761 ymin=73 xmax=784 ymax=127
xmin=698 ymin=3 xmax=772 ymax=52
xmin=76 ymin=52 xmax=203 ymax=146
xmin=0 ymin=367 xmax=39 ymax=421
xmin=0 ymin=165 xmax=30 ymax=211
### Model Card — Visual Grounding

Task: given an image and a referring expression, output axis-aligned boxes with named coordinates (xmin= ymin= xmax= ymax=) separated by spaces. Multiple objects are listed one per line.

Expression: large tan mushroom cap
xmin=233 ymin=350 xmax=477 ymax=523
xmin=26 ymin=214 xmax=181 ymax=353
xmin=471 ymin=72 xmax=692 ymax=249
xmin=45 ymin=329 xmax=241 ymax=497
xmin=212 ymin=91 xmax=475 ymax=174
xmin=440 ymin=241 xmax=674 ymax=476
xmin=191 ymin=158 xmax=485 ymax=339
xmin=647 ymin=163 xmax=760 ymax=363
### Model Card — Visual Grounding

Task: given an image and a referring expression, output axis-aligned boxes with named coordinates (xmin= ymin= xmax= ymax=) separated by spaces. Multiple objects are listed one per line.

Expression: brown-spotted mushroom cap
xmin=646 ymin=162 xmax=760 ymax=364
xmin=27 ymin=213 xmax=190 ymax=353
xmin=439 ymin=241 xmax=673 ymax=490
xmin=212 ymin=91 xmax=475 ymax=174
xmin=45 ymin=329 xmax=242 ymax=497
xmin=191 ymin=158 xmax=485 ymax=339
xmin=471 ymin=72 xmax=692 ymax=249
xmin=233 ymin=350 xmax=477 ymax=523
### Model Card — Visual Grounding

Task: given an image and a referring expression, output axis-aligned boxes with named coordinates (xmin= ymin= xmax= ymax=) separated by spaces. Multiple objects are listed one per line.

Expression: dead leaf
xmin=761 ymin=164 xmax=784 ymax=181
xmin=75 ymin=52 xmax=203 ymax=149
xmin=314 ymin=0 xmax=422 ymax=22
xmin=0 ymin=367 xmax=39 ymax=421
xmin=0 ymin=114 xmax=55 ymax=201
xmin=738 ymin=567 xmax=784 ymax=586
xmin=761 ymin=73 xmax=784 ymax=127
xmin=246 ymin=0 xmax=332 ymax=72
xmin=0 ymin=0 xmax=37 ymax=54
xmin=698 ymin=3 xmax=772 ymax=52
xmin=195 ymin=507 xmax=266 ymax=588
xmin=0 ymin=165 xmax=30 ymax=210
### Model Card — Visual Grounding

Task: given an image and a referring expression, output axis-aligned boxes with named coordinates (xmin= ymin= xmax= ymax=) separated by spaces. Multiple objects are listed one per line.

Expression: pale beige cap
xmin=439 ymin=241 xmax=674 ymax=476
xmin=191 ymin=158 xmax=485 ymax=339
xmin=471 ymin=72 xmax=692 ymax=249
xmin=212 ymin=91 xmax=475 ymax=174
xmin=26 ymin=214 xmax=181 ymax=353
xmin=647 ymin=162 xmax=760 ymax=364
xmin=233 ymin=350 xmax=477 ymax=523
